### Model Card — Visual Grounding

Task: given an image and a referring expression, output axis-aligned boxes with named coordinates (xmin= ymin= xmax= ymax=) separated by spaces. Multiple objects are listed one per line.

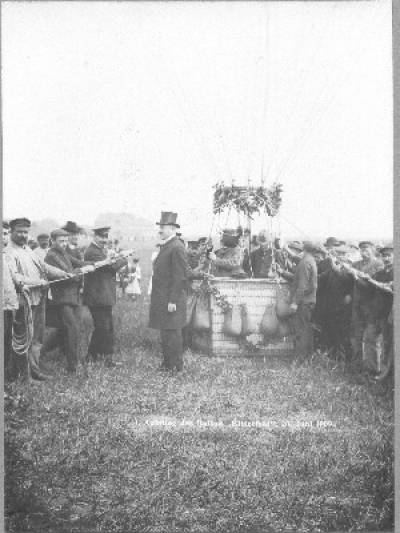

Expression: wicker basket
xmin=192 ymin=278 xmax=294 ymax=357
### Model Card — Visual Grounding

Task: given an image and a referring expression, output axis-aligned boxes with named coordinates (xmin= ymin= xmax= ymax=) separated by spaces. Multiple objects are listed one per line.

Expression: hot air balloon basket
xmin=191 ymin=278 xmax=295 ymax=357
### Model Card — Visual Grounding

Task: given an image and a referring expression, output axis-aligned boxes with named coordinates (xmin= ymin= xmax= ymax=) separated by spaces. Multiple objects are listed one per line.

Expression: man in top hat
xmin=83 ymin=226 xmax=128 ymax=367
xmin=44 ymin=229 xmax=94 ymax=373
xmin=149 ymin=212 xmax=188 ymax=371
xmin=208 ymin=228 xmax=244 ymax=277
xmin=34 ymin=233 xmax=50 ymax=261
xmin=350 ymin=241 xmax=383 ymax=366
xmin=6 ymin=217 xmax=71 ymax=380
xmin=289 ymin=240 xmax=319 ymax=360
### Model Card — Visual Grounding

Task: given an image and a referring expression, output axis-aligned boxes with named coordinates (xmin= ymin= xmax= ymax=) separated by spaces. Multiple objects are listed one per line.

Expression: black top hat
xmin=62 ymin=221 xmax=82 ymax=234
xmin=156 ymin=212 xmax=180 ymax=228
xmin=9 ymin=217 xmax=31 ymax=229
xmin=93 ymin=226 xmax=111 ymax=237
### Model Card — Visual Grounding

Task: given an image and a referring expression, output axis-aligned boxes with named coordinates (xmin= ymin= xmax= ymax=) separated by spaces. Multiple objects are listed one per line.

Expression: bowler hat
xmin=62 ymin=221 xmax=82 ymax=234
xmin=156 ymin=212 xmax=180 ymax=228
xmin=9 ymin=217 xmax=31 ymax=229
xmin=50 ymin=228 xmax=69 ymax=240
xmin=93 ymin=226 xmax=111 ymax=237
xmin=324 ymin=237 xmax=340 ymax=247
xmin=197 ymin=237 xmax=207 ymax=244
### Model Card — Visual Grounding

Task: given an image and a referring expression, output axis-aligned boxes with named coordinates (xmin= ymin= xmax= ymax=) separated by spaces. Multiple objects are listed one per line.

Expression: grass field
xmin=4 ymin=262 xmax=394 ymax=533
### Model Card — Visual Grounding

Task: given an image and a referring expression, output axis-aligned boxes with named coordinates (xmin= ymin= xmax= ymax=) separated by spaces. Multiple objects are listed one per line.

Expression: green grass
xmin=5 ymin=290 xmax=394 ymax=532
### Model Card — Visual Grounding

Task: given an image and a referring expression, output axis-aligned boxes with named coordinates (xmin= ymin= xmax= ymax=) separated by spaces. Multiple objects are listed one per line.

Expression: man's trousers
xmin=87 ymin=306 xmax=114 ymax=361
xmin=293 ymin=303 xmax=315 ymax=359
xmin=57 ymin=304 xmax=80 ymax=372
xmin=160 ymin=329 xmax=183 ymax=370
xmin=4 ymin=310 xmax=14 ymax=381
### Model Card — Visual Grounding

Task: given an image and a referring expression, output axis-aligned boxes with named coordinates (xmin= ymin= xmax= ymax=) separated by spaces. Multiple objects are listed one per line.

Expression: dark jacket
xmin=149 ymin=236 xmax=188 ymax=330
xmin=250 ymin=247 xmax=274 ymax=278
xmin=290 ymin=252 xmax=318 ymax=305
xmin=83 ymin=242 xmax=127 ymax=307
xmin=45 ymin=247 xmax=81 ymax=306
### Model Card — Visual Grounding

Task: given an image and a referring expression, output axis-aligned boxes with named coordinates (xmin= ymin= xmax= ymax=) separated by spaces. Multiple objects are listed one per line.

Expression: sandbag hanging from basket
xmin=192 ymin=293 xmax=211 ymax=331
xmin=275 ymin=288 xmax=292 ymax=319
xmin=241 ymin=303 xmax=258 ymax=336
xmin=185 ymin=292 xmax=198 ymax=327
xmin=259 ymin=304 xmax=279 ymax=337
xmin=277 ymin=318 xmax=291 ymax=338
xmin=223 ymin=304 xmax=242 ymax=337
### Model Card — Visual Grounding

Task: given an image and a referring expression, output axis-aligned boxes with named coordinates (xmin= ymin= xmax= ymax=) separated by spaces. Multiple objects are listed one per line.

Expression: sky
xmin=2 ymin=1 xmax=393 ymax=241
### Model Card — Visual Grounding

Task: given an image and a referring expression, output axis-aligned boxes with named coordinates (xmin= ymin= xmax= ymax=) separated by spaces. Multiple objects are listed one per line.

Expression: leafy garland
xmin=196 ymin=278 xmax=233 ymax=312
xmin=213 ymin=182 xmax=283 ymax=218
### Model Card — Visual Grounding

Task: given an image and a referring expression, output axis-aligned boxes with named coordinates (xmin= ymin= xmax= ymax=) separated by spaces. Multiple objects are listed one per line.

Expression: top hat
xmin=62 ymin=221 xmax=82 ymax=234
xmin=9 ymin=217 xmax=31 ymax=229
xmin=156 ymin=212 xmax=180 ymax=228
xmin=93 ymin=226 xmax=111 ymax=237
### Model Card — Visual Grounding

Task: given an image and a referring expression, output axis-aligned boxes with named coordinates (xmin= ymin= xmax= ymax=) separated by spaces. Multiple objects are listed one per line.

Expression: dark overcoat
xmin=45 ymin=247 xmax=81 ymax=306
xmin=149 ymin=236 xmax=188 ymax=330
xmin=83 ymin=243 xmax=127 ymax=307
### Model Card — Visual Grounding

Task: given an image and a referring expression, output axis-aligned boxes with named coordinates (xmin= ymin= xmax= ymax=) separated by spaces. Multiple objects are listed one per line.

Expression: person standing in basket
xmin=149 ymin=212 xmax=188 ymax=371
xmin=289 ymin=241 xmax=319 ymax=360
xmin=83 ymin=226 xmax=128 ymax=367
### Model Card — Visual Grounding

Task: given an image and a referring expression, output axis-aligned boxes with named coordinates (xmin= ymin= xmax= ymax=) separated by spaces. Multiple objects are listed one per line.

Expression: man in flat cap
xmin=83 ymin=226 xmax=128 ymax=367
xmin=6 ymin=218 xmax=71 ymax=380
xmin=44 ymin=229 xmax=94 ymax=373
xmin=3 ymin=221 xmax=25 ymax=381
xmin=249 ymin=230 xmax=275 ymax=278
xmin=350 ymin=241 xmax=383 ymax=367
xmin=358 ymin=246 xmax=393 ymax=376
xmin=34 ymin=233 xmax=50 ymax=261
xmin=289 ymin=240 xmax=319 ymax=360
xmin=208 ymin=228 xmax=244 ymax=277
xmin=149 ymin=212 xmax=188 ymax=371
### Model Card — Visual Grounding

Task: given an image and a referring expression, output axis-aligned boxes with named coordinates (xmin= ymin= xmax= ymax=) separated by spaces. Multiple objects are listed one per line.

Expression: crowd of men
xmin=3 ymin=211 xmax=394 ymax=382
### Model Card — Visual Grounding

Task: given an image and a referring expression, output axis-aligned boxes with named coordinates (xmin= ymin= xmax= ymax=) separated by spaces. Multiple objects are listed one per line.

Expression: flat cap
xmin=93 ymin=226 xmax=111 ymax=237
xmin=288 ymin=241 xmax=303 ymax=252
xmin=358 ymin=240 xmax=374 ymax=248
xmin=37 ymin=233 xmax=50 ymax=240
xmin=303 ymin=240 xmax=321 ymax=253
xmin=50 ymin=228 xmax=69 ymax=240
xmin=9 ymin=217 xmax=31 ymax=228
xmin=380 ymin=246 xmax=394 ymax=254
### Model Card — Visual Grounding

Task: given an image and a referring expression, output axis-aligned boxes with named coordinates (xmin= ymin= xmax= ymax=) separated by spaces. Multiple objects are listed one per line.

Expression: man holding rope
xmin=6 ymin=218 xmax=72 ymax=381
xmin=45 ymin=228 xmax=95 ymax=374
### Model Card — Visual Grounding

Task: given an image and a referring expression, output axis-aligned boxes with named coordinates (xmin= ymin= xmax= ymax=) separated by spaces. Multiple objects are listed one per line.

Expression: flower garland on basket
xmin=213 ymin=182 xmax=283 ymax=218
